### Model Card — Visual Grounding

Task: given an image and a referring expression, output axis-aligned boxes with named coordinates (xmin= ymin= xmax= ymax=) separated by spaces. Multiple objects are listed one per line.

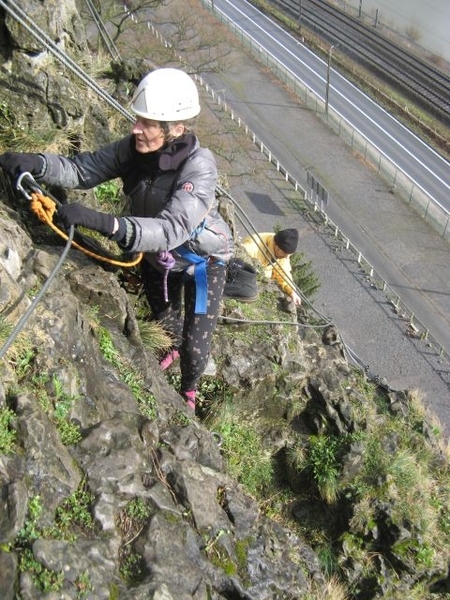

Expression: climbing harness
xmin=155 ymin=216 xmax=217 ymax=314
xmin=175 ymin=245 xmax=209 ymax=315
xmin=16 ymin=172 xmax=143 ymax=268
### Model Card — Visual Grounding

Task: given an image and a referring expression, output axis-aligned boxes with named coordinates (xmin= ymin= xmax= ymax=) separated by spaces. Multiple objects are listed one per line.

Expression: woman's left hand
xmin=57 ymin=203 xmax=115 ymax=236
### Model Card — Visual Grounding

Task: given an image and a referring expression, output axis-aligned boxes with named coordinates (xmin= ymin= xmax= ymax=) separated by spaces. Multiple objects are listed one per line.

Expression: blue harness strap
xmin=175 ymin=245 xmax=208 ymax=314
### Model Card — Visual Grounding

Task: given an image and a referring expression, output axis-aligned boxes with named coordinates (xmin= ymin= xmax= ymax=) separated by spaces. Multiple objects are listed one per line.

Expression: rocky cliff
xmin=1 ymin=1 xmax=450 ymax=599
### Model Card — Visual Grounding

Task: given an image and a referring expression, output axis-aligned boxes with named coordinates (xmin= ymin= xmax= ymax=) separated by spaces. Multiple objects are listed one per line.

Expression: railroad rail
xmin=267 ymin=0 xmax=450 ymax=125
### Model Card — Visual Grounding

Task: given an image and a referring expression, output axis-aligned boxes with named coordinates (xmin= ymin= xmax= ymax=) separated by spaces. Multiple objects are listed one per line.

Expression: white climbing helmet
xmin=130 ymin=68 xmax=201 ymax=121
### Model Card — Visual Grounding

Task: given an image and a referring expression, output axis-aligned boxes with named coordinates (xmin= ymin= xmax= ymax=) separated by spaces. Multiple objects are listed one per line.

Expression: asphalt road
xmin=203 ymin=7 xmax=450 ymax=435
xmin=212 ymin=0 xmax=450 ymax=213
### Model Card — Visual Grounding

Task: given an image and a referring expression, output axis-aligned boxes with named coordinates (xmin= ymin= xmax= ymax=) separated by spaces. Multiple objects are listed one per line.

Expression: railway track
xmin=267 ymin=0 xmax=450 ymax=125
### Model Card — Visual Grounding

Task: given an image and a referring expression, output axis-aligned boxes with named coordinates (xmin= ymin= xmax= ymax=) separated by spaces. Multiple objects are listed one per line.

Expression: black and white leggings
xmin=141 ymin=260 xmax=226 ymax=392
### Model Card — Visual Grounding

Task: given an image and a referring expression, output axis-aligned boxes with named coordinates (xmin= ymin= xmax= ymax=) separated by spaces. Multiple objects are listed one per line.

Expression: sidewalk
xmin=205 ymin=39 xmax=450 ymax=432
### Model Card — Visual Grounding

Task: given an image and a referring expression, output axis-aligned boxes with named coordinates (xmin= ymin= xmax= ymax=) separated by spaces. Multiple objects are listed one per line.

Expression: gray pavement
xmin=205 ymin=43 xmax=450 ymax=435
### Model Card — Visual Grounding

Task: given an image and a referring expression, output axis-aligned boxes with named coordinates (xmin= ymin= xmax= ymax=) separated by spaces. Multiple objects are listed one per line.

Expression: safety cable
xmin=220 ymin=315 xmax=321 ymax=328
xmin=83 ymin=0 xmax=122 ymax=62
xmin=0 ymin=225 xmax=75 ymax=360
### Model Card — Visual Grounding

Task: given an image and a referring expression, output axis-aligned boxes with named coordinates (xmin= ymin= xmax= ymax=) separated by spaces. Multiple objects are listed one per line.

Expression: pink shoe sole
xmin=159 ymin=349 xmax=180 ymax=371
xmin=182 ymin=390 xmax=196 ymax=411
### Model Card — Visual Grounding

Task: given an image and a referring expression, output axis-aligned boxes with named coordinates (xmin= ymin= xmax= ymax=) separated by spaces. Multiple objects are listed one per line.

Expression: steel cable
xmin=84 ymin=0 xmax=122 ymax=62
xmin=0 ymin=226 xmax=75 ymax=360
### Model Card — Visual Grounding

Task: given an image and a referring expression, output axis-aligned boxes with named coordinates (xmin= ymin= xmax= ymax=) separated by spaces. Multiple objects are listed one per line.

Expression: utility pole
xmin=298 ymin=0 xmax=302 ymax=32
xmin=325 ymin=44 xmax=337 ymax=117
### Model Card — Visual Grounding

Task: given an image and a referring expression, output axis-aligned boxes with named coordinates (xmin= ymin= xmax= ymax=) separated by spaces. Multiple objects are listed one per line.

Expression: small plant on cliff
xmin=15 ymin=485 xmax=96 ymax=590
xmin=117 ymin=498 xmax=152 ymax=583
xmin=16 ymin=496 xmax=65 ymax=591
xmin=0 ymin=407 xmax=17 ymax=454
xmin=0 ymin=314 xmax=35 ymax=377
xmin=119 ymin=550 xmax=145 ymax=583
xmin=291 ymin=251 xmax=321 ymax=299
xmin=51 ymin=483 xmax=96 ymax=539
xmin=94 ymin=179 xmax=126 ymax=213
xmin=202 ymin=529 xmax=237 ymax=576
xmin=31 ymin=373 xmax=82 ymax=446
xmin=214 ymin=413 xmax=275 ymax=497
xmin=17 ymin=495 xmax=43 ymax=544
xmin=308 ymin=435 xmax=341 ymax=504
xmin=19 ymin=549 xmax=65 ymax=593
xmin=137 ymin=319 xmax=174 ymax=354
xmin=124 ymin=497 xmax=153 ymax=523
xmin=117 ymin=497 xmax=153 ymax=545
xmin=74 ymin=570 xmax=93 ymax=598
xmin=287 ymin=435 xmax=342 ymax=504
xmin=93 ymin=321 xmax=157 ymax=420
xmin=0 ymin=99 xmax=78 ymax=155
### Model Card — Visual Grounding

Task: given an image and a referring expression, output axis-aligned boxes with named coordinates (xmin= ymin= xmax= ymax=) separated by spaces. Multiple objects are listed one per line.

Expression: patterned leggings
xmin=141 ymin=260 xmax=226 ymax=392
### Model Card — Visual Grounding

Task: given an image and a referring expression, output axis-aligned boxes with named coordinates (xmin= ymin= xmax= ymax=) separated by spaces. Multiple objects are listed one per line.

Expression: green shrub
xmin=215 ymin=417 xmax=275 ymax=497
xmin=0 ymin=408 xmax=16 ymax=454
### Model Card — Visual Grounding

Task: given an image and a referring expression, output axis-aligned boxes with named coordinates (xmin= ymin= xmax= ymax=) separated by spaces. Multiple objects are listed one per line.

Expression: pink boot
xmin=159 ymin=349 xmax=180 ymax=371
xmin=182 ymin=390 xmax=196 ymax=411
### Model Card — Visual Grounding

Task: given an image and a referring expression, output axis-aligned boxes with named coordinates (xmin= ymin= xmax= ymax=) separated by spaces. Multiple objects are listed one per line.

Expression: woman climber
xmin=0 ymin=67 xmax=234 ymax=412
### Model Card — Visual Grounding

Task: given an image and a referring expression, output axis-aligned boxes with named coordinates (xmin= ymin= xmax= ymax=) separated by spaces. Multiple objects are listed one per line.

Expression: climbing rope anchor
xmin=15 ymin=172 xmax=143 ymax=268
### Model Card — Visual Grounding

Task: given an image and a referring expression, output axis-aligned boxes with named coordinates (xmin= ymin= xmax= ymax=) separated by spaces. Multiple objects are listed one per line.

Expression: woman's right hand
xmin=0 ymin=152 xmax=46 ymax=180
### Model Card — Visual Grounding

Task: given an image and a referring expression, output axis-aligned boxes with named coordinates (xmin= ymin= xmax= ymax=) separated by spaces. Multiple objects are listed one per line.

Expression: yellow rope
xmin=30 ymin=192 xmax=143 ymax=268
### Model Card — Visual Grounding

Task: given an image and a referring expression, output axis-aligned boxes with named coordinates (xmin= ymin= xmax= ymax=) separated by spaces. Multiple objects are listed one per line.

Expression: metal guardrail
xmin=204 ymin=0 xmax=450 ymax=241
xmin=147 ymin=11 xmax=450 ymax=362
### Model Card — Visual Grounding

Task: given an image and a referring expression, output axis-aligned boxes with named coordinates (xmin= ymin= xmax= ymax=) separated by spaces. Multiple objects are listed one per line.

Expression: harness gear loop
xmin=29 ymin=190 xmax=143 ymax=268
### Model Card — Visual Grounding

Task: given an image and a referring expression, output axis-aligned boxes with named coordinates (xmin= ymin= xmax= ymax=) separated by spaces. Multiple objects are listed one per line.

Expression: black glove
xmin=57 ymin=203 xmax=115 ymax=236
xmin=0 ymin=152 xmax=46 ymax=180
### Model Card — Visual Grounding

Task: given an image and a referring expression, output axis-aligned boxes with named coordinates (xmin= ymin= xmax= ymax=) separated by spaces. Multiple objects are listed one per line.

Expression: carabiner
xmin=15 ymin=172 xmax=41 ymax=201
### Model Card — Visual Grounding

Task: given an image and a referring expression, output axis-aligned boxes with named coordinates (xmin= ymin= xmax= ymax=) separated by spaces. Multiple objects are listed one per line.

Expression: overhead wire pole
xmin=325 ymin=44 xmax=337 ymax=117
xmin=298 ymin=0 xmax=302 ymax=34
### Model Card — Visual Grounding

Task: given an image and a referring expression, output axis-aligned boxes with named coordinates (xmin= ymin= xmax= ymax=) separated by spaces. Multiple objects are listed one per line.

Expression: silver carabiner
xmin=15 ymin=171 xmax=40 ymax=201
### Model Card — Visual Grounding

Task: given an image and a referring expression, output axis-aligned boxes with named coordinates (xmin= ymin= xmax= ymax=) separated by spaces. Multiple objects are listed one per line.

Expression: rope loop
xmin=29 ymin=191 xmax=143 ymax=268
xmin=30 ymin=192 xmax=57 ymax=223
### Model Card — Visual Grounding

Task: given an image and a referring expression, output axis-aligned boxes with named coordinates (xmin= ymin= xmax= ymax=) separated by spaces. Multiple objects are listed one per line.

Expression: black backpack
xmin=223 ymin=258 xmax=258 ymax=302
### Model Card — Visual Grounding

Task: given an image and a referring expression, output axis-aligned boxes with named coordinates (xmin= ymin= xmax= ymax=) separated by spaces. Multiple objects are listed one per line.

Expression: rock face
xmin=0 ymin=213 xmax=322 ymax=598
xmin=1 ymin=1 xmax=450 ymax=599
